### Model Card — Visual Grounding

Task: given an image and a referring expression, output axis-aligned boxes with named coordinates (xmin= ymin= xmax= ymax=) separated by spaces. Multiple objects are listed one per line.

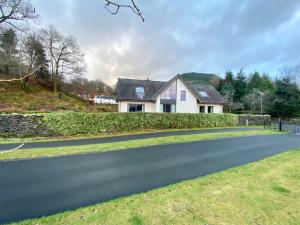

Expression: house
xmin=116 ymin=74 xmax=225 ymax=113
xmin=94 ymin=95 xmax=116 ymax=104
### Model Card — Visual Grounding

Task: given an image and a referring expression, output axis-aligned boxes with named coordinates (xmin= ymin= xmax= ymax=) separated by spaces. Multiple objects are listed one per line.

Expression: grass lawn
xmin=0 ymin=126 xmax=263 ymax=145
xmin=12 ymin=147 xmax=300 ymax=225
xmin=0 ymin=130 xmax=277 ymax=161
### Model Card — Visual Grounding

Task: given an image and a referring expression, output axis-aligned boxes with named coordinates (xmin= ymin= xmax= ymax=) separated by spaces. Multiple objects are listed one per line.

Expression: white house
xmin=116 ymin=74 xmax=225 ymax=113
xmin=94 ymin=95 xmax=116 ymax=104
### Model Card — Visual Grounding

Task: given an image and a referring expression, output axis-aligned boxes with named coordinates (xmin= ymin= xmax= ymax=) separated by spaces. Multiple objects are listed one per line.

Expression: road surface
xmin=0 ymin=133 xmax=299 ymax=224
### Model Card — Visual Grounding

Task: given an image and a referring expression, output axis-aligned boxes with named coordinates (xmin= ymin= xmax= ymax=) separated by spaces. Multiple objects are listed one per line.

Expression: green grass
xmin=12 ymin=148 xmax=300 ymax=225
xmin=0 ymin=126 xmax=264 ymax=144
xmin=0 ymin=130 xmax=277 ymax=161
xmin=0 ymin=81 xmax=117 ymax=113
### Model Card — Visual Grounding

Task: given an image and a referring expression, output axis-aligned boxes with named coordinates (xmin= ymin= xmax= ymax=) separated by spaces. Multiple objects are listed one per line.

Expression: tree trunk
xmin=53 ymin=72 xmax=58 ymax=93
xmin=23 ymin=77 xmax=29 ymax=89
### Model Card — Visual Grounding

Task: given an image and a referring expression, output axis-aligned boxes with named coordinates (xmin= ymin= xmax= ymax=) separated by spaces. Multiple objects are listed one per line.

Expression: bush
xmin=56 ymin=104 xmax=66 ymax=110
xmin=238 ymin=114 xmax=271 ymax=125
xmin=43 ymin=112 xmax=238 ymax=136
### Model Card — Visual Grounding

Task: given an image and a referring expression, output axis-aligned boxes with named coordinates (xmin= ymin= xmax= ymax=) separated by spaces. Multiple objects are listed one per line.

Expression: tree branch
xmin=0 ymin=66 xmax=41 ymax=82
xmin=104 ymin=0 xmax=144 ymax=22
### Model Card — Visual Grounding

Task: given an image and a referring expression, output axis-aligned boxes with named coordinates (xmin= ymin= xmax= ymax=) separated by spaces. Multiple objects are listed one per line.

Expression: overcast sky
xmin=32 ymin=0 xmax=300 ymax=85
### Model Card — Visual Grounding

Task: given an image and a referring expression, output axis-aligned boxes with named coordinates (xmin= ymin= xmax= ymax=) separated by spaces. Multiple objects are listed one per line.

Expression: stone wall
xmin=238 ymin=114 xmax=271 ymax=126
xmin=0 ymin=114 xmax=53 ymax=137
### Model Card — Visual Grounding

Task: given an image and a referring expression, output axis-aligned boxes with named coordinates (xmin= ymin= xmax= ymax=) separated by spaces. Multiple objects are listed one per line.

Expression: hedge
xmin=238 ymin=114 xmax=271 ymax=125
xmin=43 ymin=112 xmax=238 ymax=136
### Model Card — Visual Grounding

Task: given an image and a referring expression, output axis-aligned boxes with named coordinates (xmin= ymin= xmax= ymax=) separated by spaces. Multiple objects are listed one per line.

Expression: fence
xmin=265 ymin=120 xmax=300 ymax=133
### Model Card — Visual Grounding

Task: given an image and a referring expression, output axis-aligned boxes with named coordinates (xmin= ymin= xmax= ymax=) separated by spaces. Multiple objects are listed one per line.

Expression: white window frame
xmin=128 ymin=104 xmax=145 ymax=112
xmin=208 ymin=106 xmax=214 ymax=113
xmin=199 ymin=105 xmax=206 ymax=113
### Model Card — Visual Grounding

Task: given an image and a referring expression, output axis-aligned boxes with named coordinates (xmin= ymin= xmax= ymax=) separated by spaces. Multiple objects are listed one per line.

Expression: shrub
xmin=43 ymin=112 xmax=238 ymax=136
xmin=56 ymin=104 xmax=66 ymax=110
xmin=238 ymin=114 xmax=271 ymax=125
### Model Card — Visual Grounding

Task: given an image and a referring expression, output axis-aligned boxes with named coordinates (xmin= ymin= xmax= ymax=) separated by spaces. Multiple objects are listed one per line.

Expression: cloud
xmin=33 ymin=0 xmax=300 ymax=85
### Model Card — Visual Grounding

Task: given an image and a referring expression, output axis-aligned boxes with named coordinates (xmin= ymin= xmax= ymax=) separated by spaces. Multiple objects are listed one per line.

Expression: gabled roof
xmin=151 ymin=74 xmax=181 ymax=100
xmin=116 ymin=78 xmax=166 ymax=101
xmin=116 ymin=75 xmax=225 ymax=104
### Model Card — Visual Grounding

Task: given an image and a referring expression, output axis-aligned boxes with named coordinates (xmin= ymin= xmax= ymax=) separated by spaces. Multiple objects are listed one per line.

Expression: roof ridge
xmin=118 ymin=77 xmax=166 ymax=83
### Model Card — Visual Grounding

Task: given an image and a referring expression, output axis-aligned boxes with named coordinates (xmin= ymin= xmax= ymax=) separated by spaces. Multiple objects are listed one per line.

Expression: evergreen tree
xmin=233 ymin=69 xmax=247 ymax=101
xmin=268 ymin=78 xmax=300 ymax=118
xmin=224 ymin=70 xmax=234 ymax=84
xmin=0 ymin=28 xmax=18 ymax=75
xmin=248 ymin=71 xmax=263 ymax=91
xmin=261 ymin=73 xmax=274 ymax=91
xmin=24 ymin=34 xmax=49 ymax=87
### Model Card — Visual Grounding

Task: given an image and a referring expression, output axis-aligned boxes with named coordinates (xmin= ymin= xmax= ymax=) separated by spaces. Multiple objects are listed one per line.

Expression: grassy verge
xmin=0 ymin=126 xmax=263 ymax=144
xmin=13 ymin=148 xmax=300 ymax=225
xmin=0 ymin=130 xmax=277 ymax=161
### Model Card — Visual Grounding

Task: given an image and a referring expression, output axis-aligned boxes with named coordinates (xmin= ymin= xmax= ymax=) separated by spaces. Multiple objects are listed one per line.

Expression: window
xmin=160 ymin=81 xmax=177 ymax=100
xmin=199 ymin=91 xmax=208 ymax=97
xmin=128 ymin=104 xmax=144 ymax=112
xmin=199 ymin=106 xmax=205 ymax=113
xmin=180 ymin=90 xmax=186 ymax=101
xmin=136 ymin=87 xmax=145 ymax=99
xmin=160 ymin=104 xmax=176 ymax=113
xmin=208 ymin=106 xmax=214 ymax=113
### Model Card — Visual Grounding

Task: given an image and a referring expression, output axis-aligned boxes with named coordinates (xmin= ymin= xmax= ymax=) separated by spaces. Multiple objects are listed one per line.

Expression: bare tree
xmin=0 ymin=0 xmax=38 ymax=31
xmin=40 ymin=25 xmax=85 ymax=93
xmin=279 ymin=64 xmax=300 ymax=85
xmin=104 ymin=0 xmax=144 ymax=22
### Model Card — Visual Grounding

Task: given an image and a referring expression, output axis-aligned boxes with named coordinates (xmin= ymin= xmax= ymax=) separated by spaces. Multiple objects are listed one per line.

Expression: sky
xmin=32 ymin=0 xmax=300 ymax=85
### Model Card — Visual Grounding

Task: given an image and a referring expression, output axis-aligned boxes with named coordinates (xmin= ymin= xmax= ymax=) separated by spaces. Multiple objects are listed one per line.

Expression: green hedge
xmin=43 ymin=112 xmax=238 ymax=136
xmin=238 ymin=114 xmax=271 ymax=125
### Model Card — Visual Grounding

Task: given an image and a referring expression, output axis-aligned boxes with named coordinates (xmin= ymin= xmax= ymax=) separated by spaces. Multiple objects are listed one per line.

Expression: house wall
xmin=176 ymin=78 xmax=198 ymax=113
xmin=197 ymin=104 xmax=223 ymax=113
xmin=155 ymin=96 xmax=161 ymax=112
xmin=118 ymin=101 xmax=156 ymax=112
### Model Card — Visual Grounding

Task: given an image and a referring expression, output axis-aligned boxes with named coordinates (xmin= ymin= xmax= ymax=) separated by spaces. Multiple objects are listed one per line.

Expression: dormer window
xmin=136 ymin=86 xmax=145 ymax=99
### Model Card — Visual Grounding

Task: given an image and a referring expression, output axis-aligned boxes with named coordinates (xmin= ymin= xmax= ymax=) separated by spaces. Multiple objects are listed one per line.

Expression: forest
xmin=0 ymin=0 xmax=114 ymax=99
xmin=218 ymin=67 xmax=300 ymax=118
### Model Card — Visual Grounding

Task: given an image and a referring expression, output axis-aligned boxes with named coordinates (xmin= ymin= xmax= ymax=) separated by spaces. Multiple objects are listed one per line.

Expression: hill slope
xmin=181 ymin=72 xmax=221 ymax=85
xmin=0 ymin=81 xmax=117 ymax=113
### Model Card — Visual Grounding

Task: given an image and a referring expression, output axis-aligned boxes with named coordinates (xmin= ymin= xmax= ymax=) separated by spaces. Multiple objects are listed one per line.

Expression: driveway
xmin=0 ymin=134 xmax=299 ymax=224
xmin=0 ymin=127 xmax=261 ymax=151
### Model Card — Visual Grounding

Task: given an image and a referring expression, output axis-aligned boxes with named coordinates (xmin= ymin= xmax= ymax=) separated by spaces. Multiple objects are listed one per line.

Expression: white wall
xmin=176 ymin=78 xmax=198 ymax=113
xmin=197 ymin=104 xmax=223 ymax=113
xmin=118 ymin=101 xmax=156 ymax=112
xmin=155 ymin=96 xmax=161 ymax=112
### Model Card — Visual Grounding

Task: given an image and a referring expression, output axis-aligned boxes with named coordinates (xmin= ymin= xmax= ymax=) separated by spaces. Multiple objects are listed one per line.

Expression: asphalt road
xmin=1 ymin=134 xmax=300 ymax=224
xmin=0 ymin=127 xmax=260 ymax=151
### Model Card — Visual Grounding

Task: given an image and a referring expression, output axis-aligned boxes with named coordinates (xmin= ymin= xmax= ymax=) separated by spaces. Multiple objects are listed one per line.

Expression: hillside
xmin=181 ymin=72 xmax=221 ymax=85
xmin=0 ymin=81 xmax=117 ymax=113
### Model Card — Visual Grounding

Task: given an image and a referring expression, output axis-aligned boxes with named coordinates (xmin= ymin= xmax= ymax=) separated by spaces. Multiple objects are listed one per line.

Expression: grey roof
xmin=116 ymin=78 xmax=166 ymax=101
xmin=186 ymin=82 xmax=226 ymax=104
xmin=117 ymin=75 xmax=225 ymax=104
xmin=95 ymin=95 xmax=115 ymax=100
